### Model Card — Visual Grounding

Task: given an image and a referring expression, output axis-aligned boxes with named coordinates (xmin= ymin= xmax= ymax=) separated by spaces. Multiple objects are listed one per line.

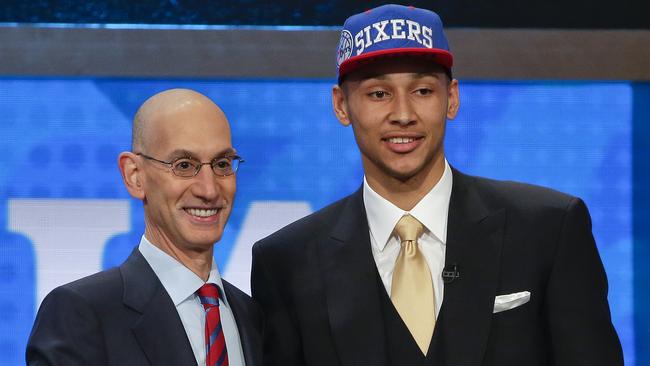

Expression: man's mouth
xmin=184 ymin=208 xmax=220 ymax=218
xmin=383 ymin=135 xmax=424 ymax=153
xmin=387 ymin=137 xmax=418 ymax=144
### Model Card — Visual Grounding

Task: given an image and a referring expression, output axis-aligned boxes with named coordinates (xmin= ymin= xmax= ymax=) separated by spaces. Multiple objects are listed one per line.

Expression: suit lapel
xmin=429 ymin=170 xmax=505 ymax=365
xmin=318 ymin=189 xmax=389 ymax=366
xmin=120 ymin=249 xmax=198 ymax=366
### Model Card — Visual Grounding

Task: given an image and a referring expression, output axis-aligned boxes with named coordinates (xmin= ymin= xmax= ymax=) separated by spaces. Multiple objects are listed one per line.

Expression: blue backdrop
xmin=0 ymin=78 xmax=641 ymax=365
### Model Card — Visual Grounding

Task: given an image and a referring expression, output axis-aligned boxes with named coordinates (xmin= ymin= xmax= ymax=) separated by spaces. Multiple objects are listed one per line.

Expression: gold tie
xmin=391 ymin=214 xmax=435 ymax=355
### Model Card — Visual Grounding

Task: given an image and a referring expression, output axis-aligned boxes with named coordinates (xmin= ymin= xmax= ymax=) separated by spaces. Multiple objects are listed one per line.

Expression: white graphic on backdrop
xmin=224 ymin=201 xmax=313 ymax=294
xmin=8 ymin=199 xmax=131 ymax=307
xmin=7 ymin=199 xmax=312 ymax=306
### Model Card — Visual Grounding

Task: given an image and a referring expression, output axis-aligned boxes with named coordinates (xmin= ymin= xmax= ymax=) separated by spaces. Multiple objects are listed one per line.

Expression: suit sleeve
xmin=545 ymin=198 xmax=624 ymax=366
xmin=26 ymin=286 xmax=107 ymax=366
xmin=251 ymin=242 xmax=303 ymax=366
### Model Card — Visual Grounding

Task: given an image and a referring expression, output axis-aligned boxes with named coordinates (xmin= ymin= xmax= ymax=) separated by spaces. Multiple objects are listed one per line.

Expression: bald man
xmin=26 ymin=89 xmax=263 ymax=366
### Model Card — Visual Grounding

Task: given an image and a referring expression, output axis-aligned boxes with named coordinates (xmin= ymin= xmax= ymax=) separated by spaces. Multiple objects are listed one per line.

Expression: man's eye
xmin=369 ymin=91 xmax=389 ymax=99
xmin=415 ymin=88 xmax=433 ymax=96
xmin=173 ymin=159 xmax=197 ymax=171
xmin=213 ymin=158 xmax=232 ymax=170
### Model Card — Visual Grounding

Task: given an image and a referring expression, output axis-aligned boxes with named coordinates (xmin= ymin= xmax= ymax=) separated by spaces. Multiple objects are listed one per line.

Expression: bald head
xmin=119 ymin=88 xmax=237 ymax=275
xmin=132 ymin=88 xmax=229 ymax=153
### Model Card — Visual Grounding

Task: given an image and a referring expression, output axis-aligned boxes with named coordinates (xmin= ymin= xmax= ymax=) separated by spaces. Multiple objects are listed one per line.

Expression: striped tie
xmin=197 ymin=284 xmax=229 ymax=366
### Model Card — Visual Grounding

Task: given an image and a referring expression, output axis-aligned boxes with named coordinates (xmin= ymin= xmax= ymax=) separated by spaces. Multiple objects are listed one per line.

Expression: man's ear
xmin=118 ymin=152 xmax=145 ymax=200
xmin=446 ymin=78 xmax=460 ymax=120
xmin=332 ymin=85 xmax=352 ymax=126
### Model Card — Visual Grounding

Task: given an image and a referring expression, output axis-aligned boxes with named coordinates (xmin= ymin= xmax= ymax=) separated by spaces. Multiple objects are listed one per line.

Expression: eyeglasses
xmin=136 ymin=153 xmax=244 ymax=178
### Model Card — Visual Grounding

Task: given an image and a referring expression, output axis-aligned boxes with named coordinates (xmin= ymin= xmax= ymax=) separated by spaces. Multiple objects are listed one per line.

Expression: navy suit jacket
xmin=26 ymin=248 xmax=263 ymax=366
xmin=251 ymin=169 xmax=623 ymax=366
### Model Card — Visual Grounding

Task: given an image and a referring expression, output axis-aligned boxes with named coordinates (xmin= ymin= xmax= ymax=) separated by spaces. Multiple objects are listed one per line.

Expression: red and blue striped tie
xmin=197 ymin=284 xmax=229 ymax=366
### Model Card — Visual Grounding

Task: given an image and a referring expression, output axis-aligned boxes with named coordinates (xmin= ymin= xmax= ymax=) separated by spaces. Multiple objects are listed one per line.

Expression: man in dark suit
xmin=27 ymin=88 xmax=262 ymax=366
xmin=251 ymin=4 xmax=623 ymax=365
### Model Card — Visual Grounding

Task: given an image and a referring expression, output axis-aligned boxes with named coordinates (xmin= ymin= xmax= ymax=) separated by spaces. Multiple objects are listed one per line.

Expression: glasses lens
xmin=171 ymin=158 xmax=200 ymax=177
xmin=211 ymin=156 xmax=241 ymax=176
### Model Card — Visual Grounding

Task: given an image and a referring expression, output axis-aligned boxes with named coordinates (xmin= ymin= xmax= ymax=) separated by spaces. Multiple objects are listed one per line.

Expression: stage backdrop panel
xmin=0 ymin=78 xmax=633 ymax=365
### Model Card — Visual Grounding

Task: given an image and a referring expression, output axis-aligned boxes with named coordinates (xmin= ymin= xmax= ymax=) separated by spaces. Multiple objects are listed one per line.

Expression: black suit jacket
xmin=26 ymin=248 xmax=263 ymax=366
xmin=251 ymin=169 xmax=623 ymax=366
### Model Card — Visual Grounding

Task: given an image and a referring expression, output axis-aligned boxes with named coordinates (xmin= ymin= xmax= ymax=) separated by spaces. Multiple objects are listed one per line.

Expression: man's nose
xmin=191 ymin=165 xmax=220 ymax=201
xmin=389 ymin=92 xmax=416 ymax=126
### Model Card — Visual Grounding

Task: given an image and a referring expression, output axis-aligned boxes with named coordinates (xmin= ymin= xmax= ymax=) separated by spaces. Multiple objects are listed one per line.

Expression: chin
xmin=184 ymin=233 xmax=222 ymax=250
xmin=384 ymin=163 xmax=425 ymax=181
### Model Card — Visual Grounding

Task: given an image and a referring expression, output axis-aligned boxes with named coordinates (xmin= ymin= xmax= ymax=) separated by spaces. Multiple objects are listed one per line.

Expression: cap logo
xmin=336 ymin=5 xmax=452 ymax=78
xmin=353 ymin=19 xmax=434 ymax=55
xmin=337 ymin=30 xmax=354 ymax=67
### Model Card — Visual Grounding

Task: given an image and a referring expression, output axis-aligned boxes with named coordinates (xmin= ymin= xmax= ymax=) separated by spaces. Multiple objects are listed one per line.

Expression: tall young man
xmin=251 ymin=5 xmax=622 ymax=366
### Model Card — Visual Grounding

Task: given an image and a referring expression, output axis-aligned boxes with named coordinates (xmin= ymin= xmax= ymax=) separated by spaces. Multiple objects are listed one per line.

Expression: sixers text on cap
xmin=336 ymin=4 xmax=453 ymax=80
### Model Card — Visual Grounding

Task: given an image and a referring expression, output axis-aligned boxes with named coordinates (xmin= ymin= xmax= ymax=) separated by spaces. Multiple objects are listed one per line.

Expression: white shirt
xmin=363 ymin=160 xmax=453 ymax=317
xmin=138 ymin=236 xmax=246 ymax=366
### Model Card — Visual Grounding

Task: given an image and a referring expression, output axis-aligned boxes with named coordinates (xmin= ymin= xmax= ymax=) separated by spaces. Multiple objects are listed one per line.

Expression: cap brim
xmin=338 ymin=48 xmax=453 ymax=80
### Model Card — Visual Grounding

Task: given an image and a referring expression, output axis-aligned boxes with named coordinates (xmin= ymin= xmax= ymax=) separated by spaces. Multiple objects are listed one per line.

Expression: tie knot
xmin=394 ymin=214 xmax=424 ymax=243
xmin=197 ymin=283 xmax=221 ymax=308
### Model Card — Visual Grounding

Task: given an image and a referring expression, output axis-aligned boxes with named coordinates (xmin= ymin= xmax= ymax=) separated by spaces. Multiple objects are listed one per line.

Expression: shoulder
xmin=27 ymin=268 xmax=125 ymax=363
xmin=454 ymin=171 xmax=594 ymax=241
xmin=42 ymin=267 xmax=124 ymax=311
xmin=29 ymin=268 xmax=124 ymax=345
xmin=253 ymin=192 xmax=356 ymax=252
xmin=457 ymin=170 xmax=580 ymax=212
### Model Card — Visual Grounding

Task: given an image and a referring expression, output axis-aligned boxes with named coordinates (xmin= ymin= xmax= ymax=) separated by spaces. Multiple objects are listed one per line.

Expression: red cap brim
xmin=338 ymin=48 xmax=453 ymax=79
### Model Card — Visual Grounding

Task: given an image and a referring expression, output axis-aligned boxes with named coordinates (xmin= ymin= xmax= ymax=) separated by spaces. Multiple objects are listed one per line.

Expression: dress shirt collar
xmin=363 ymin=159 xmax=453 ymax=252
xmin=138 ymin=235 xmax=228 ymax=307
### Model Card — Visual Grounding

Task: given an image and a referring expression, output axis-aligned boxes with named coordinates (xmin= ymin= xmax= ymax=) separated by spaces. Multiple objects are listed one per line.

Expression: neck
xmin=365 ymin=156 xmax=446 ymax=211
xmin=144 ymin=227 xmax=213 ymax=281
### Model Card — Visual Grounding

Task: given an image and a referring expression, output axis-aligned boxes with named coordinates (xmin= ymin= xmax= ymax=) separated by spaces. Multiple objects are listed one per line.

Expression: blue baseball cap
xmin=336 ymin=4 xmax=453 ymax=80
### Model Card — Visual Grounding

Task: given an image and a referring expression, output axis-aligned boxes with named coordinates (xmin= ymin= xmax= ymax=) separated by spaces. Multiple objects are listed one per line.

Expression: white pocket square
xmin=493 ymin=291 xmax=531 ymax=313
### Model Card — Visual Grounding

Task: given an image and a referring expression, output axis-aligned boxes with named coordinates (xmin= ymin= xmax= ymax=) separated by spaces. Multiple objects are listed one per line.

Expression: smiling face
xmin=130 ymin=91 xmax=236 ymax=256
xmin=333 ymin=57 xmax=459 ymax=198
